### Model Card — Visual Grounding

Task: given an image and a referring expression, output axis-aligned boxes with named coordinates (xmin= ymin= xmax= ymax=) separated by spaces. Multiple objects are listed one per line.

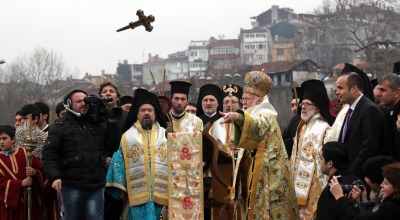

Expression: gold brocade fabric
xmin=323 ymin=104 xmax=349 ymax=144
xmin=168 ymin=132 xmax=204 ymax=220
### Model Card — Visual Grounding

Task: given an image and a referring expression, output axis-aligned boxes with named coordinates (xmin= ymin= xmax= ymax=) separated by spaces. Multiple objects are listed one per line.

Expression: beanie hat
xmin=362 ymin=156 xmax=397 ymax=184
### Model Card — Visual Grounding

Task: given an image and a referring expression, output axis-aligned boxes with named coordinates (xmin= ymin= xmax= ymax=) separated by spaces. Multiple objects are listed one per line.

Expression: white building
xmin=239 ymin=28 xmax=272 ymax=66
xmin=188 ymin=40 xmax=209 ymax=77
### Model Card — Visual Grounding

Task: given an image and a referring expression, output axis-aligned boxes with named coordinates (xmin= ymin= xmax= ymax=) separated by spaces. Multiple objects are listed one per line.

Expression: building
xmin=116 ymin=60 xmax=143 ymax=84
xmin=208 ymin=37 xmax=241 ymax=73
xmin=253 ymin=59 xmax=322 ymax=87
xmin=83 ymin=71 xmax=114 ymax=86
xmin=239 ymin=28 xmax=271 ymax=65
xmin=272 ymin=38 xmax=303 ymax=62
xmin=165 ymin=50 xmax=189 ymax=80
xmin=188 ymin=40 xmax=209 ymax=77
xmin=142 ymin=54 xmax=165 ymax=85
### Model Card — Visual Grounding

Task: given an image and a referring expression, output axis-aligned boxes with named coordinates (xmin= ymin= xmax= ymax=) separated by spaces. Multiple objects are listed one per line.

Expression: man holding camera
xmin=42 ymin=89 xmax=121 ymax=220
xmin=316 ymin=142 xmax=360 ymax=220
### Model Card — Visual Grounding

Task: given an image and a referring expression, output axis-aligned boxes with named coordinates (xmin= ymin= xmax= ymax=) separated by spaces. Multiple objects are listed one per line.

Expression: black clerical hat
xmin=340 ymin=63 xmax=374 ymax=102
xmin=169 ymin=81 xmax=191 ymax=98
xmin=122 ymin=90 xmax=167 ymax=134
xmin=221 ymin=84 xmax=243 ymax=101
xmin=196 ymin=84 xmax=222 ymax=116
xmin=301 ymin=80 xmax=333 ymax=125
xmin=393 ymin=61 xmax=400 ymax=75
xmin=120 ymin=96 xmax=134 ymax=106
xmin=371 ymin=79 xmax=378 ymax=89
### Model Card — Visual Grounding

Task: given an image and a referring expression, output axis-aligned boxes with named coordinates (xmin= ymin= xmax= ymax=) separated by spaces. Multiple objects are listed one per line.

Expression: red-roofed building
xmin=253 ymin=59 xmax=322 ymax=87
xmin=208 ymin=37 xmax=240 ymax=71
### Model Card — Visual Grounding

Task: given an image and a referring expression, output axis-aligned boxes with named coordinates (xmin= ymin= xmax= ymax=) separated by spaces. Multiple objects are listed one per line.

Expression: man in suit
xmin=334 ymin=67 xmax=383 ymax=177
xmin=377 ymin=73 xmax=400 ymax=161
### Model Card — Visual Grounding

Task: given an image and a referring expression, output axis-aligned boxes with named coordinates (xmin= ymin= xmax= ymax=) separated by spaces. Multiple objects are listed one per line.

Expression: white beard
xmin=243 ymin=97 xmax=261 ymax=110
xmin=301 ymin=108 xmax=316 ymax=121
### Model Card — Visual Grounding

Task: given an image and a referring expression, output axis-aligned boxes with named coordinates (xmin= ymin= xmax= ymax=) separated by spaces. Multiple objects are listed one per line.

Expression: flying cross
xmin=182 ymin=164 xmax=192 ymax=191
xmin=117 ymin=9 xmax=155 ymax=32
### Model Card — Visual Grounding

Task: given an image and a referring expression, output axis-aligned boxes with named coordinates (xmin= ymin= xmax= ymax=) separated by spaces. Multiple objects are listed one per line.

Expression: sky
xmin=1 ymin=0 xmax=323 ymax=77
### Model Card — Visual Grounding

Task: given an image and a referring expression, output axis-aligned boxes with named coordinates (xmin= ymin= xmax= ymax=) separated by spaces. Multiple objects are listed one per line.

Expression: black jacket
xmin=381 ymin=100 xmax=400 ymax=161
xmin=282 ymin=114 xmax=301 ymax=158
xmin=334 ymin=194 xmax=400 ymax=220
xmin=316 ymin=170 xmax=360 ymax=220
xmin=42 ymin=113 xmax=121 ymax=190
xmin=339 ymin=95 xmax=383 ymax=177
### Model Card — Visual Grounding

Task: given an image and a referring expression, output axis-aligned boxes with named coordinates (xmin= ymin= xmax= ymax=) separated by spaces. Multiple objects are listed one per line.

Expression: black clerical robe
xmin=198 ymin=113 xmax=221 ymax=125
xmin=282 ymin=114 xmax=301 ymax=158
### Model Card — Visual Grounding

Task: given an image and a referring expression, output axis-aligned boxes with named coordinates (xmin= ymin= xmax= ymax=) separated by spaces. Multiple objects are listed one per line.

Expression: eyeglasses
xmin=299 ymin=103 xmax=316 ymax=108
xmin=223 ymin=101 xmax=239 ymax=105
xmin=239 ymin=98 xmax=252 ymax=103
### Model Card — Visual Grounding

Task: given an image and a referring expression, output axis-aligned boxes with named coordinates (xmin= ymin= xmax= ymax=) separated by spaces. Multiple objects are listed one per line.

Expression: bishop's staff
xmin=23 ymin=115 xmax=36 ymax=220
xmin=293 ymin=83 xmax=298 ymax=111
xmin=222 ymin=84 xmax=238 ymax=186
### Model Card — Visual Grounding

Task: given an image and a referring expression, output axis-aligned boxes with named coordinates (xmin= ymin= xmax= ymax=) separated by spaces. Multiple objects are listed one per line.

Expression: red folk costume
xmin=0 ymin=148 xmax=44 ymax=220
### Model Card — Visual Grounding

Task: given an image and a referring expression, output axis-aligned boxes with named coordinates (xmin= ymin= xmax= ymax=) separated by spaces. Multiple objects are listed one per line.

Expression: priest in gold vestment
xmin=106 ymin=90 xmax=169 ymax=220
xmin=221 ymin=71 xmax=299 ymax=220
xmin=169 ymin=81 xmax=203 ymax=133
xmin=289 ymin=80 xmax=333 ymax=219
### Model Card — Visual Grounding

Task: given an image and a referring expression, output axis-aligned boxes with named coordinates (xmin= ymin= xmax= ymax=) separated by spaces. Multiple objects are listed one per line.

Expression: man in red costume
xmin=0 ymin=125 xmax=44 ymax=220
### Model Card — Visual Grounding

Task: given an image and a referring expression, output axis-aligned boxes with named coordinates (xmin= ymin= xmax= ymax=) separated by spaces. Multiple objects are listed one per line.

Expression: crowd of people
xmin=0 ymin=62 xmax=400 ymax=220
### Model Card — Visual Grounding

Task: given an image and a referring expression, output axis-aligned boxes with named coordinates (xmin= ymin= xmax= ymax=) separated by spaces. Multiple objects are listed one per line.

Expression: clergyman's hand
xmin=26 ymin=167 xmax=36 ymax=176
xmin=22 ymin=177 xmax=33 ymax=187
xmin=228 ymin=139 xmax=238 ymax=152
xmin=220 ymin=111 xmax=237 ymax=124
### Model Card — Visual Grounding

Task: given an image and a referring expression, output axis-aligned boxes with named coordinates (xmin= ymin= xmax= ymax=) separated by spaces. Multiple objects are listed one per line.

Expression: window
xmin=146 ymin=67 xmax=154 ymax=72
xmin=295 ymin=54 xmax=301 ymax=60
xmin=189 ymin=62 xmax=206 ymax=68
xmin=378 ymin=13 xmax=384 ymax=19
xmin=278 ymin=43 xmax=286 ymax=48
xmin=158 ymin=70 xmax=162 ymax=75
xmin=213 ymin=59 xmax=224 ymax=65
xmin=288 ymin=14 xmax=292 ymax=19
xmin=255 ymin=33 xmax=266 ymax=38
xmin=134 ymin=67 xmax=141 ymax=72
xmin=199 ymin=51 xmax=208 ymax=58
xmin=244 ymin=34 xmax=249 ymax=38
xmin=244 ymin=54 xmax=253 ymax=62
xmin=277 ymin=74 xmax=281 ymax=86
xmin=249 ymin=34 xmax=255 ymax=38
xmin=213 ymin=47 xmax=235 ymax=54
xmin=245 ymin=42 xmax=266 ymax=50
xmin=256 ymin=55 xmax=263 ymax=61
xmin=277 ymin=55 xmax=285 ymax=61
xmin=190 ymin=51 xmax=197 ymax=57
xmin=226 ymin=59 xmax=235 ymax=65
xmin=169 ymin=63 xmax=178 ymax=70
xmin=285 ymin=74 xmax=290 ymax=82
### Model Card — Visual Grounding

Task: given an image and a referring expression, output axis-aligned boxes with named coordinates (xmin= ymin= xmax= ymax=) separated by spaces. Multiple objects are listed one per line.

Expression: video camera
xmin=328 ymin=175 xmax=364 ymax=198
xmin=83 ymin=94 xmax=122 ymax=122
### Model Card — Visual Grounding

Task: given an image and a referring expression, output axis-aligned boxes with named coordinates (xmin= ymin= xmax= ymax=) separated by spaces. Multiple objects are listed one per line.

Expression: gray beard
xmin=140 ymin=119 xmax=154 ymax=130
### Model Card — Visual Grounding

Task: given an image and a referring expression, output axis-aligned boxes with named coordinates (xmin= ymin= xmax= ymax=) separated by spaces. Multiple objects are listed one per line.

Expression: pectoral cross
xmin=182 ymin=165 xmax=192 ymax=191
xmin=117 ymin=9 xmax=155 ymax=32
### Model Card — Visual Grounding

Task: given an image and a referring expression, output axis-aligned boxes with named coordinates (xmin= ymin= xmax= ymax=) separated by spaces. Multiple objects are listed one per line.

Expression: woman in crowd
xmin=330 ymin=162 xmax=400 ymax=219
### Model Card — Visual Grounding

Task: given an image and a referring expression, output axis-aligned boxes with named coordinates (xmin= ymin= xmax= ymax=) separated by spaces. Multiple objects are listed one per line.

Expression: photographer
xmin=349 ymin=156 xmax=396 ymax=213
xmin=330 ymin=162 xmax=400 ymax=219
xmin=316 ymin=142 xmax=360 ymax=220
xmin=42 ymin=89 xmax=121 ymax=220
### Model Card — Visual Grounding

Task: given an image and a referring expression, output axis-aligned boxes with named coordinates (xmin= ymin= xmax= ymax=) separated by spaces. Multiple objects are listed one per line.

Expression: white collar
xmin=204 ymin=111 xmax=217 ymax=118
xmin=171 ymin=111 xmax=185 ymax=117
xmin=42 ymin=124 xmax=49 ymax=131
xmin=350 ymin=94 xmax=363 ymax=111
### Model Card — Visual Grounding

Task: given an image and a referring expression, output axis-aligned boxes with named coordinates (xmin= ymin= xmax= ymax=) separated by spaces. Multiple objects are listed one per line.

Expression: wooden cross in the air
xmin=117 ymin=9 xmax=155 ymax=32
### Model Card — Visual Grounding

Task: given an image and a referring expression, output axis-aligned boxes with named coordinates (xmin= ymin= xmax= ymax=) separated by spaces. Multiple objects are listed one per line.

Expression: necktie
xmin=341 ymin=108 xmax=353 ymax=142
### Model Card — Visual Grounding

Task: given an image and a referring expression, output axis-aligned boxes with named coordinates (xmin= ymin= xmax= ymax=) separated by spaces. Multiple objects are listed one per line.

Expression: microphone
xmin=63 ymin=103 xmax=81 ymax=117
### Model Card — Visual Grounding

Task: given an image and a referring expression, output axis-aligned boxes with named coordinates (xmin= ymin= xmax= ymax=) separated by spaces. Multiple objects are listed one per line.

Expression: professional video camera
xmin=328 ymin=176 xmax=364 ymax=198
xmin=83 ymin=94 xmax=122 ymax=122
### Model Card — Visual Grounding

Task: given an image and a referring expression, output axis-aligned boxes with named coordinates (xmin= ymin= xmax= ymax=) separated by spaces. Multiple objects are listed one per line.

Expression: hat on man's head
xmin=371 ymin=79 xmax=378 ymax=89
xmin=362 ymin=156 xmax=397 ymax=184
xmin=243 ymin=71 xmax=273 ymax=98
xmin=196 ymin=84 xmax=222 ymax=116
xmin=393 ymin=61 xmax=400 ymax=75
xmin=120 ymin=96 xmax=134 ymax=106
xmin=340 ymin=63 xmax=374 ymax=102
xmin=222 ymin=84 xmax=243 ymax=101
xmin=301 ymin=80 xmax=333 ymax=126
xmin=169 ymin=81 xmax=192 ymax=98
xmin=122 ymin=90 xmax=167 ymax=134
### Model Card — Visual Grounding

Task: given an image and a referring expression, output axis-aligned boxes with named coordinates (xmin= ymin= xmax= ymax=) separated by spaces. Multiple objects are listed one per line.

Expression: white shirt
xmin=349 ymin=94 xmax=363 ymax=119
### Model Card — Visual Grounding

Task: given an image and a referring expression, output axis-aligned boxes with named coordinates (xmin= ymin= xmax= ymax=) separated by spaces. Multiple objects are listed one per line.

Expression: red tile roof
xmin=254 ymin=59 xmax=315 ymax=73
xmin=168 ymin=50 xmax=186 ymax=56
